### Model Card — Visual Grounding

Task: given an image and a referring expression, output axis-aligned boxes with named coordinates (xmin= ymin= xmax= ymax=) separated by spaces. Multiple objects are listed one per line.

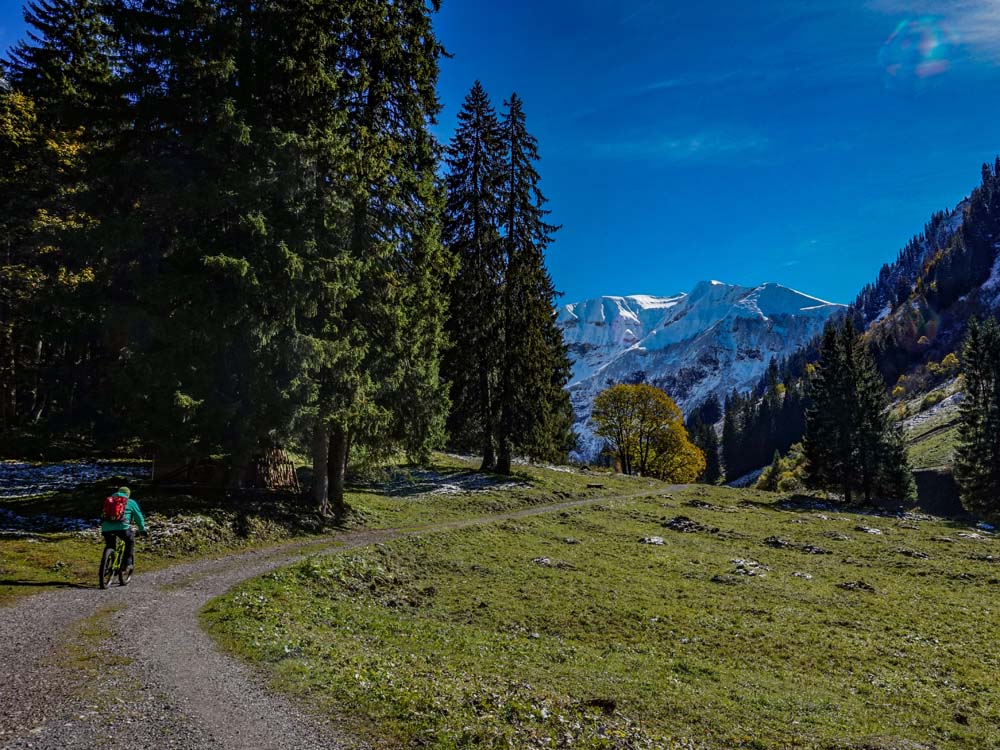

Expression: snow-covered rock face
xmin=559 ymin=280 xmax=845 ymax=461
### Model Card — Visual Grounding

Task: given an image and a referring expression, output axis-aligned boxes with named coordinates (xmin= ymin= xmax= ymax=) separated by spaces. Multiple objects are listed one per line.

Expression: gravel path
xmin=0 ymin=489 xmax=669 ymax=750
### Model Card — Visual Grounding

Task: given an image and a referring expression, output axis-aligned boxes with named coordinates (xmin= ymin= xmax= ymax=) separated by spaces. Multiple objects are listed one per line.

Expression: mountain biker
xmin=101 ymin=487 xmax=147 ymax=577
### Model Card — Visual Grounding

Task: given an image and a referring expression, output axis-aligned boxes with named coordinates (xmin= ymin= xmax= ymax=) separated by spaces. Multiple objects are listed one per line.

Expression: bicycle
xmin=99 ymin=535 xmax=133 ymax=589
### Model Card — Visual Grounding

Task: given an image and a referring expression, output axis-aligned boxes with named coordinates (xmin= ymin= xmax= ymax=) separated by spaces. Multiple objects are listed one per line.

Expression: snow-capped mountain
xmin=558 ymin=280 xmax=845 ymax=460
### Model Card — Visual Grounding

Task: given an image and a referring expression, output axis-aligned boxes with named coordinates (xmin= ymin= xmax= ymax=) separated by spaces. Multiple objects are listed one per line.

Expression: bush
xmin=920 ymin=390 xmax=946 ymax=411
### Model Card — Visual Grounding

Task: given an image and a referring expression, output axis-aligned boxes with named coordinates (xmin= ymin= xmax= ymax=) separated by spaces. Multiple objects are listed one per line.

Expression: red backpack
xmin=102 ymin=494 xmax=127 ymax=522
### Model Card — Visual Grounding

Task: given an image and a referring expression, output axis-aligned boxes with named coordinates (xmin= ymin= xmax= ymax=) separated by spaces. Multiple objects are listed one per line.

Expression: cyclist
xmin=101 ymin=486 xmax=147 ymax=577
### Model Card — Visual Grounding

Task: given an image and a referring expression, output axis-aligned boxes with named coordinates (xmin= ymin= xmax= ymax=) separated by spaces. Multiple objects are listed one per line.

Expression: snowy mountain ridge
xmin=558 ymin=280 xmax=846 ymax=460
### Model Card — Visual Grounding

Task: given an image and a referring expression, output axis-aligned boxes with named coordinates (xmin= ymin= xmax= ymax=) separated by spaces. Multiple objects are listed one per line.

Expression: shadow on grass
xmin=358 ymin=466 xmax=537 ymax=500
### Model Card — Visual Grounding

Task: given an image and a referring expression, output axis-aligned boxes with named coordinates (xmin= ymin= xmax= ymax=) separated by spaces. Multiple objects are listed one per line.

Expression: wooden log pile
xmin=250 ymin=447 xmax=300 ymax=491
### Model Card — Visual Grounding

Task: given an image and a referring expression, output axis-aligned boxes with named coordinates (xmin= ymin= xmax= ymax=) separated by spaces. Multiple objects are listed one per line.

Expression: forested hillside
xmin=722 ymin=161 xmax=1000 ymax=480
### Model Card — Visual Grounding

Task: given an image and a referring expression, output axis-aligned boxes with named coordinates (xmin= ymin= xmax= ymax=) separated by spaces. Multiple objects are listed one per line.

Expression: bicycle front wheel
xmin=99 ymin=546 xmax=115 ymax=589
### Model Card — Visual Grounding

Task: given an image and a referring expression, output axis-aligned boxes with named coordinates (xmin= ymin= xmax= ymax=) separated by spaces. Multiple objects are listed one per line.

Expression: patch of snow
xmin=727 ymin=468 xmax=764 ymax=488
xmin=0 ymin=461 xmax=151 ymax=500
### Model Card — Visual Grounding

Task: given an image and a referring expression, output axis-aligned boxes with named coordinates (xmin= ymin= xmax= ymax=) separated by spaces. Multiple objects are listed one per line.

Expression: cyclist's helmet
xmin=117 ymin=486 xmax=131 ymax=497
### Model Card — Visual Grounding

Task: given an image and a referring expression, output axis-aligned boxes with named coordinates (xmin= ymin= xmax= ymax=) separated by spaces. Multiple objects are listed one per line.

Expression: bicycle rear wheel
xmin=118 ymin=560 xmax=132 ymax=586
xmin=99 ymin=546 xmax=115 ymax=589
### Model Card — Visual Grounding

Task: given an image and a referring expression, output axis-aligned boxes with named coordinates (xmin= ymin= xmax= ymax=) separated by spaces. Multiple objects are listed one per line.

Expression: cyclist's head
xmin=117 ymin=486 xmax=131 ymax=498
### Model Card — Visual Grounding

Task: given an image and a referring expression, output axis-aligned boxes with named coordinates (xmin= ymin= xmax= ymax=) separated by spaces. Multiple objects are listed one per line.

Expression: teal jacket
xmin=101 ymin=495 xmax=147 ymax=534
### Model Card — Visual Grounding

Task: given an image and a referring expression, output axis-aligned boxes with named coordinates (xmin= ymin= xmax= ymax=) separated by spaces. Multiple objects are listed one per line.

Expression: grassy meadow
xmin=204 ymin=483 xmax=1000 ymax=750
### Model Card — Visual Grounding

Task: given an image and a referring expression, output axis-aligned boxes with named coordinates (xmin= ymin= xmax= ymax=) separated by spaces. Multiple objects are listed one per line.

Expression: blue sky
xmin=4 ymin=1 xmax=1000 ymax=304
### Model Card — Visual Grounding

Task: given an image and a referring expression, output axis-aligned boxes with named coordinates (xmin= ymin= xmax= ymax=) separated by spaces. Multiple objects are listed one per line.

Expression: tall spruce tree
xmin=441 ymin=81 xmax=505 ymax=470
xmin=494 ymin=93 xmax=574 ymax=474
xmin=954 ymin=318 xmax=1000 ymax=518
xmin=313 ymin=0 xmax=449 ymax=513
xmin=804 ymin=320 xmax=914 ymax=502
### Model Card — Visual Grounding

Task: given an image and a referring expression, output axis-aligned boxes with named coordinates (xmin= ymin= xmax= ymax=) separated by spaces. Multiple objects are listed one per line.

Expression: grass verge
xmin=204 ymin=485 xmax=1000 ymax=750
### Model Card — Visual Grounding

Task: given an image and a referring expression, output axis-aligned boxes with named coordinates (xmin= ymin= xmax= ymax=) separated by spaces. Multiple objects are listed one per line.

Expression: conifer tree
xmin=441 ymin=81 xmax=505 ymax=469
xmin=804 ymin=321 xmax=914 ymax=502
xmin=695 ymin=422 xmax=722 ymax=483
xmin=298 ymin=0 xmax=449 ymax=512
xmin=494 ymin=93 xmax=574 ymax=474
xmin=954 ymin=318 xmax=1000 ymax=519
xmin=804 ymin=323 xmax=859 ymax=500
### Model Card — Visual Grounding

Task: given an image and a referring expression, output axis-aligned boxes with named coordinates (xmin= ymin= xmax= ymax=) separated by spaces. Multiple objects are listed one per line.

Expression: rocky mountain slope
xmin=558 ymin=280 xmax=845 ymax=460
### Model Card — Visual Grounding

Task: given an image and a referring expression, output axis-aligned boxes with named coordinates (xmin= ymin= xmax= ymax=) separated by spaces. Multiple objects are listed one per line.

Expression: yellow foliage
xmin=57 ymin=266 xmax=96 ymax=288
xmin=592 ymin=383 xmax=703 ymax=481
xmin=0 ymin=90 xmax=38 ymax=148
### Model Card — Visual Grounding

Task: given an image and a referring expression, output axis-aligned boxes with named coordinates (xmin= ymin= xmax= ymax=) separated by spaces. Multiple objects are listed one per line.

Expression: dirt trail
xmin=0 ymin=488 xmax=671 ymax=750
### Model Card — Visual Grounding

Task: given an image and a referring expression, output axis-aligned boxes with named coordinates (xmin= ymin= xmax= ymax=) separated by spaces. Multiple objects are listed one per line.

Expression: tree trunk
xmin=496 ymin=400 xmax=512 ymax=475
xmin=1 ymin=240 xmax=15 ymax=428
xmin=312 ymin=423 xmax=330 ymax=515
xmin=329 ymin=424 xmax=348 ymax=517
xmin=479 ymin=363 xmax=495 ymax=471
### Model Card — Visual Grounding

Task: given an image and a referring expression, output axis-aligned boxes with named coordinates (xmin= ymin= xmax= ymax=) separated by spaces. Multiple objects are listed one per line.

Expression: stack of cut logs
xmin=250 ymin=447 xmax=300 ymax=491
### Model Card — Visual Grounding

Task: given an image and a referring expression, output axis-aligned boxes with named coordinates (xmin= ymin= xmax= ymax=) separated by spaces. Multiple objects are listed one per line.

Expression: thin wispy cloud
xmin=632 ymin=71 xmax=742 ymax=96
xmin=871 ymin=0 xmax=1000 ymax=62
xmin=592 ymin=130 xmax=770 ymax=163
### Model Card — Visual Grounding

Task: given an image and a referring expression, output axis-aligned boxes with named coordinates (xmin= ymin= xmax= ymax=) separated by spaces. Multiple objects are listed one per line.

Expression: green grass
xmin=0 ymin=479 xmax=334 ymax=604
xmin=204 ymin=485 xmax=1000 ymax=750
xmin=347 ymin=454 xmax=664 ymax=529
xmin=0 ymin=455 xmax=662 ymax=604
xmin=907 ymin=423 xmax=960 ymax=470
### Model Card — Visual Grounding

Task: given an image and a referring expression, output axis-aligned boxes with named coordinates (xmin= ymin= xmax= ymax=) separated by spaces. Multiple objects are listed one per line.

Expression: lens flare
xmin=879 ymin=17 xmax=956 ymax=91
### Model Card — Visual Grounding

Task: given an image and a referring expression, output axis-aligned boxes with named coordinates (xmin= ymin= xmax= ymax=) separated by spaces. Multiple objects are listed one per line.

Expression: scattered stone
xmin=801 ymin=545 xmax=832 ymax=555
xmin=763 ymin=536 xmax=793 ymax=549
xmin=639 ymin=536 xmax=664 ymax=546
xmin=788 ymin=518 xmax=809 ymax=524
xmin=952 ymin=572 xmax=976 ymax=581
xmin=586 ymin=483 xmax=605 ymax=489
xmin=838 ymin=580 xmax=877 ymax=593
xmin=931 ymin=536 xmax=957 ymax=543
xmin=662 ymin=516 xmax=718 ymax=534
xmin=562 ymin=537 xmax=580 ymax=545
xmin=855 ymin=525 xmax=883 ymax=535
xmin=763 ymin=537 xmax=830 ymax=554
xmin=957 ymin=532 xmax=984 ymax=540
xmin=792 ymin=572 xmax=813 ymax=580
xmin=684 ymin=499 xmax=733 ymax=512
xmin=970 ymin=554 xmax=998 ymax=563
xmin=731 ymin=558 xmax=768 ymax=576
xmin=898 ymin=523 xmax=920 ymax=530
xmin=896 ymin=548 xmax=930 ymax=560
xmin=824 ymin=531 xmax=852 ymax=541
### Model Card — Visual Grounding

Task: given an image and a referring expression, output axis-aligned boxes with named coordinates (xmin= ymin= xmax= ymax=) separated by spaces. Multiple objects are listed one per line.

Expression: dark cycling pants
xmin=102 ymin=528 xmax=135 ymax=568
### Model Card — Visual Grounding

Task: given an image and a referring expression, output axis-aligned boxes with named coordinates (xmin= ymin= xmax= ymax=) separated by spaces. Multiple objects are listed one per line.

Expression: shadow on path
xmin=0 ymin=579 xmax=94 ymax=590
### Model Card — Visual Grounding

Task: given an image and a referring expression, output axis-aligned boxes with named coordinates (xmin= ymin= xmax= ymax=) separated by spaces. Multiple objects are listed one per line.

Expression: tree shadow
xmin=0 ymin=579 xmax=94 ymax=590
xmin=353 ymin=466 xmax=535 ymax=499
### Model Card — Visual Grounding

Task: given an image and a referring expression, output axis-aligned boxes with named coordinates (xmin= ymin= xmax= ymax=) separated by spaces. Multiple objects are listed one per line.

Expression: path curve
xmin=0 ymin=488 xmax=671 ymax=750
